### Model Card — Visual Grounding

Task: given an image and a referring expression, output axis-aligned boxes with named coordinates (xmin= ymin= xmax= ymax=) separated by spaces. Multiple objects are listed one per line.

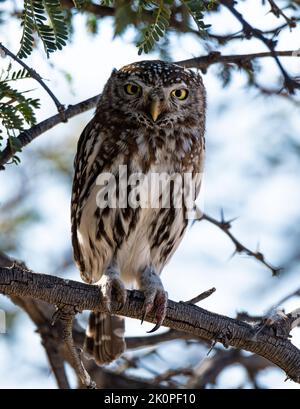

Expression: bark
xmin=0 ymin=263 xmax=299 ymax=384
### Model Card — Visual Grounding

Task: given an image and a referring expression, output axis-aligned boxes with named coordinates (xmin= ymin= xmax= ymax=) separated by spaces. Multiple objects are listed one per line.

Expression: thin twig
xmin=176 ymin=50 xmax=299 ymax=72
xmin=200 ymin=211 xmax=282 ymax=276
xmin=0 ymin=94 xmax=100 ymax=169
xmin=1 ymin=49 xmax=299 ymax=169
xmin=184 ymin=287 xmax=216 ymax=304
xmin=152 ymin=367 xmax=194 ymax=384
xmin=265 ymin=288 xmax=300 ymax=317
xmin=267 ymin=0 xmax=297 ymax=28
xmin=0 ymin=42 xmax=65 ymax=115
xmin=206 ymin=18 xmax=299 ymax=43
xmin=219 ymin=0 xmax=300 ymax=93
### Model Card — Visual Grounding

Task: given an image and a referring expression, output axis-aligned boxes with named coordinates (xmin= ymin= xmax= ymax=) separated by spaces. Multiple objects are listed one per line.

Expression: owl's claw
xmin=98 ymin=273 xmax=127 ymax=313
xmin=147 ymin=322 xmax=161 ymax=334
xmin=141 ymin=288 xmax=168 ymax=332
xmin=141 ymin=310 xmax=147 ymax=326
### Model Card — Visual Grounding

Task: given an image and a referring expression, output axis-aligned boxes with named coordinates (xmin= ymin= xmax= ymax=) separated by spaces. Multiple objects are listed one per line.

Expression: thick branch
xmin=0 ymin=264 xmax=299 ymax=384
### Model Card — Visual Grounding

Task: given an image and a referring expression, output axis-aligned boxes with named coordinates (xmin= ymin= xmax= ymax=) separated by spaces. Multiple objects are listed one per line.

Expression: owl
xmin=71 ymin=60 xmax=206 ymax=365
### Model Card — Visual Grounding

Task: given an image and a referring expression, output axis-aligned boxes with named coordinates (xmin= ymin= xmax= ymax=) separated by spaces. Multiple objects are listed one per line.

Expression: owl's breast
xmin=131 ymin=125 xmax=204 ymax=175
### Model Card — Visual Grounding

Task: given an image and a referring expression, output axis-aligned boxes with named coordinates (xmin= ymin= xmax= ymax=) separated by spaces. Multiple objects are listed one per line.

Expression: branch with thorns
xmin=1 ymin=43 xmax=300 ymax=169
xmin=219 ymin=0 xmax=300 ymax=93
xmin=0 ymin=254 xmax=299 ymax=388
xmin=267 ymin=0 xmax=297 ymax=28
xmin=200 ymin=211 xmax=282 ymax=276
xmin=0 ymin=43 xmax=66 ymax=117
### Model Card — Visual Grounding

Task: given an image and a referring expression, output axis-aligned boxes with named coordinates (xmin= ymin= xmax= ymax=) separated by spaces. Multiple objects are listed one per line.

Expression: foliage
xmin=182 ymin=0 xmax=211 ymax=38
xmin=0 ymin=0 xmax=298 ymax=166
xmin=0 ymin=0 xmax=213 ymax=161
xmin=15 ymin=0 xmax=213 ymax=58
xmin=136 ymin=1 xmax=172 ymax=55
xmin=0 ymin=0 xmax=299 ymax=390
xmin=0 ymin=66 xmax=40 ymax=164
xmin=18 ymin=0 xmax=68 ymax=59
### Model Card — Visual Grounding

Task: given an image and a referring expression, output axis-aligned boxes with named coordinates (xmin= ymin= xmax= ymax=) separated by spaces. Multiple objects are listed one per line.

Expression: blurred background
xmin=0 ymin=0 xmax=300 ymax=388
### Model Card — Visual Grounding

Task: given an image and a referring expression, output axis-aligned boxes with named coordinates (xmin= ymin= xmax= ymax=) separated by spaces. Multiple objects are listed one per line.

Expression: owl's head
xmin=100 ymin=60 xmax=206 ymax=128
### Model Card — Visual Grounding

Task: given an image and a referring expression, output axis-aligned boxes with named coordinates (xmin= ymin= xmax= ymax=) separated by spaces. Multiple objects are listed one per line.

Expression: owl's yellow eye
xmin=171 ymin=88 xmax=188 ymax=100
xmin=124 ymin=83 xmax=141 ymax=95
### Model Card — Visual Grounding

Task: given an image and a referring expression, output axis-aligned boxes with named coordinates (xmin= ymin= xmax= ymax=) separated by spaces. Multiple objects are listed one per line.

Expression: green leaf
xmin=137 ymin=1 xmax=171 ymax=54
xmin=0 ymin=68 xmax=41 ymax=164
xmin=18 ymin=0 xmax=69 ymax=58
xmin=182 ymin=0 xmax=210 ymax=38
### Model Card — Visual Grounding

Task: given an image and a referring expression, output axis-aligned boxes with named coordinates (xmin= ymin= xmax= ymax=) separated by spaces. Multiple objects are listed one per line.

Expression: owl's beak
xmin=149 ymin=99 xmax=161 ymax=122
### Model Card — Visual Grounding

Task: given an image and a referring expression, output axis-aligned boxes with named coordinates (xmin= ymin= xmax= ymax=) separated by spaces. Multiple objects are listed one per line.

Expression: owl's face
xmin=102 ymin=60 xmax=206 ymax=128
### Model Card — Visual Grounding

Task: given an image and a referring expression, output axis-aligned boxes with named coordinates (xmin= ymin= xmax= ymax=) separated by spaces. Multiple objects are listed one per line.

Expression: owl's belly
xmin=117 ymin=206 xmax=186 ymax=284
xmin=78 ymin=164 xmax=188 ymax=284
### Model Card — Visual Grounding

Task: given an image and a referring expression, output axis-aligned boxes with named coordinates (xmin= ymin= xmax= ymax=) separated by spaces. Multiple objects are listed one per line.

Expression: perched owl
xmin=71 ymin=60 xmax=206 ymax=365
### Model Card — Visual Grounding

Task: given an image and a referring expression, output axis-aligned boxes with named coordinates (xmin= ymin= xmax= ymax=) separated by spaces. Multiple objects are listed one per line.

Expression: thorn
xmin=220 ymin=208 xmax=225 ymax=223
xmin=220 ymin=209 xmax=237 ymax=229
xmin=184 ymin=287 xmax=216 ymax=305
xmin=272 ymin=267 xmax=283 ymax=277
xmin=229 ymin=249 xmax=238 ymax=260
xmin=235 ymin=243 xmax=244 ymax=253
xmin=255 ymin=244 xmax=260 ymax=255
xmin=227 ymin=216 xmax=238 ymax=225
xmin=207 ymin=340 xmax=216 ymax=356
xmin=191 ymin=218 xmax=198 ymax=228
xmin=256 ymin=251 xmax=264 ymax=262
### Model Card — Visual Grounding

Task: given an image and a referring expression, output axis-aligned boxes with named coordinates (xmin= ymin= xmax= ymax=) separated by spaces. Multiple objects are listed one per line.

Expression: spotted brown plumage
xmin=71 ymin=60 xmax=206 ymax=365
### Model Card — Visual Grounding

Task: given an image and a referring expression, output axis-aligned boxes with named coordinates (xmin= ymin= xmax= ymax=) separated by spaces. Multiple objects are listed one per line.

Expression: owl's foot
xmin=142 ymin=288 xmax=168 ymax=333
xmin=139 ymin=267 xmax=168 ymax=333
xmin=98 ymin=270 xmax=127 ymax=313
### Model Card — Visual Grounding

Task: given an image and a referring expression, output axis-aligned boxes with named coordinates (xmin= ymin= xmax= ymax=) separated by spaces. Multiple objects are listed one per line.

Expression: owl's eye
xmin=171 ymin=88 xmax=188 ymax=100
xmin=124 ymin=83 xmax=141 ymax=96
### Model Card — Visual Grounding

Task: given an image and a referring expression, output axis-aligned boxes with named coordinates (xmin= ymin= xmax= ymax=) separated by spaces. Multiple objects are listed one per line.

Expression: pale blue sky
xmin=0 ymin=0 xmax=300 ymax=388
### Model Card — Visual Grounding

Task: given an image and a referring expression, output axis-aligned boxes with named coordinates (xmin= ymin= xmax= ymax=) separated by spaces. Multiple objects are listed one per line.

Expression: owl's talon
xmin=147 ymin=322 xmax=161 ymax=333
xmin=141 ymin=289 xmax=168 ymax=331
xmin=98 ymin=274 xmax=127 ymax=313
xmin=141 ymin=303 xmax=153 ymax=325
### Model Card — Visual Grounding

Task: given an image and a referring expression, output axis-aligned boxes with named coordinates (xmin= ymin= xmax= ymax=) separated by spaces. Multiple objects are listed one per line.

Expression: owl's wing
xmin=71 ymin=118 xmax=105 ymax=274
xmin=193 ymin=142 xmax=205 ymax=203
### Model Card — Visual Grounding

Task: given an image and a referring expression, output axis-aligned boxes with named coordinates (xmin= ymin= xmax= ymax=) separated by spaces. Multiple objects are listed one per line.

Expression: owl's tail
xmin=84 ymin=312 xmax=126 ymax=365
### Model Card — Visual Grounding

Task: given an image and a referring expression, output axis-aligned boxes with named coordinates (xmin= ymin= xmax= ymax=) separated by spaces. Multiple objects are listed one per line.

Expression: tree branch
xmin=1 ymin=49 xmax=299 ymax=170
xmin=267 ymin=0 xmax=297 ymax=27
xmin=176 ymin=50 xmax=299 ymax=73
xmin=0 ymin=43 xmax=65 ymax=114
xmin=0 ymin=263 xmax=299 ymax=384
xmin=187 ymin=349 xmax=274 ymax=388
xmin=219 ymin=0 xmax=300 ymax=93
xmin=12 ymin=296 xmax=71 ymax=389
xmin=0 ymin=94 xmax=99 ymax=170
xmin=200 ymin=212 xmax=282 ymax=276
